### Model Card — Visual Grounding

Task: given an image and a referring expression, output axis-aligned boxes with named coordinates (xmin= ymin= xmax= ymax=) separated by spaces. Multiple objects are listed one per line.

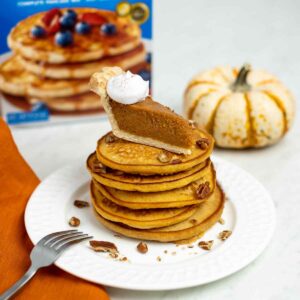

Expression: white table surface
xmin=10 ymin=0 xmax=300 ymax=299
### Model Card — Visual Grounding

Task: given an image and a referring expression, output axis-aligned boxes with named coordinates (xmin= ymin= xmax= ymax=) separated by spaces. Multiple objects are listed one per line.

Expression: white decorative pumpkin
xmin=184 ymin=65 xmax=295 ymax=148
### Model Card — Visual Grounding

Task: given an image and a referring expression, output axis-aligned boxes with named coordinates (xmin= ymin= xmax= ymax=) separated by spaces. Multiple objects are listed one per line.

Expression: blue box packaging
xmin=0 ymin=0 xmax=152 ymax=126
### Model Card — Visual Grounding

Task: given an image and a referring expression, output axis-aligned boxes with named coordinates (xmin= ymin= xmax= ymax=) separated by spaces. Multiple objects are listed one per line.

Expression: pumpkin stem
xmin=231 ymin=64 xmax=251 ymax=92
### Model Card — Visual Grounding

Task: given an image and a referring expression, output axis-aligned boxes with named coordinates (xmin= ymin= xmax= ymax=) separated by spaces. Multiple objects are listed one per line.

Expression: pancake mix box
xmin=0 ymin=0 xmax=152 ymax=126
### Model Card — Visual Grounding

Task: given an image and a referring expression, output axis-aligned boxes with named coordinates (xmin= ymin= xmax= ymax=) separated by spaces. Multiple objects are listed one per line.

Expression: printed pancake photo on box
xmin=0 ymin=0 xmax=152 ymax=125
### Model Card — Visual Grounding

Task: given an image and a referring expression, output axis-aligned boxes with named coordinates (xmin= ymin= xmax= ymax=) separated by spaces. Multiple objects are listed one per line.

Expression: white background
xmin=10 ymin=0 xmax=300 ymax=299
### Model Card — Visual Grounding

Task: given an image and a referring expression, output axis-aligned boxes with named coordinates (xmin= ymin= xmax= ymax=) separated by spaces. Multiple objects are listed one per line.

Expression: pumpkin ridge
xmin=184 ymin=80 xmax=220 ymax=97
xmin=207 ymin=94 xmax=229 ymax=135
xmin=244 ymin=93 xmax=256 ymax=146
xmin=215 ymin=67 xmax=233 ymax=83
xmin=260 ymin=90 xmax=288 ymax=134
xmin=187 ymin=90 xmax=217 ymax=119
xmin=255 ymin=79 xmax=279 ymax=86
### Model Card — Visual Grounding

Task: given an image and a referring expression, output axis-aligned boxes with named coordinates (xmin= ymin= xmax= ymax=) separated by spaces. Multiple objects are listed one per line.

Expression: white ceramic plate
xmin=25 ymin=157 xmax=275 ymax=291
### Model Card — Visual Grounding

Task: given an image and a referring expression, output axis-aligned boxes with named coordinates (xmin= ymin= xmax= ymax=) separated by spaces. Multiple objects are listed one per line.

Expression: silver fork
xmin=0 ymin=229 xmax=93 ymax=300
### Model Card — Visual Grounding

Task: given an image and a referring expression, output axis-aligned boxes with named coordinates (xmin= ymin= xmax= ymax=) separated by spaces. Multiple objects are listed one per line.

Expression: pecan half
xmin=218 ymin=230 xmax=232 ymax=241
xmin=89 ymin=240 xmax=118 ymax=253
xmin=198 ymin=240 xmax=214 ymax=250
xmin=196 ymin=138 xmax=210 ymax=150
xmin=137 ymin=242 xmax=148 ymax=254
xmin=195 ymin=182 xmax=210 ymax=199
xmin=68 ymin=216 xmax=80 ymax=227
xmin=74 ymin=200 xmax=89 ymax=208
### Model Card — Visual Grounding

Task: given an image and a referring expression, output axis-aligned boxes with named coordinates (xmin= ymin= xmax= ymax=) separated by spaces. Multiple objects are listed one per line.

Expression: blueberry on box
xmin=75 ymin=22 xmax=91 ymax=35
xmin=31 ymin=25 xmax=46 ymax=38
xmin=55 ymin=31 xmax=73 ymax=47
xmin=101 ymin=23 xmax=117 ymax=35
xmin=65 ymin=9 xmax=77 ymax=21
xmin=138 ymin=70 xmax=151 ymax=82
xmin=60 ymin=14 xmax=76 ymax=30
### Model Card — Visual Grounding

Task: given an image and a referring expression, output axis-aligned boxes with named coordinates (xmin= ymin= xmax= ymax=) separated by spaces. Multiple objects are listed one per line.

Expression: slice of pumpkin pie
xmin=89 ymin=67 xmax=197 ymax=154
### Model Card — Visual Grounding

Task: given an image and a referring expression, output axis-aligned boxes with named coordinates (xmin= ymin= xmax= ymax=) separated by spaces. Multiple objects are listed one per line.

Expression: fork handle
xmin=0 ymin=265 xmax=37 ymax=300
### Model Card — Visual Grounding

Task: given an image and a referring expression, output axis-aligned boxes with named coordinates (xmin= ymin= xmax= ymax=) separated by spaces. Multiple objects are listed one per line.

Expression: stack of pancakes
xmin=0 ymin=8 xmax=147 ymax=113
xmin=87 ymin=131 xmax=225 ymax=244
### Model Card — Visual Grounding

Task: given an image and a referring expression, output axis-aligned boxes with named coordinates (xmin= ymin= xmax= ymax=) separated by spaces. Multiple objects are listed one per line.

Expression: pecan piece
xmin=188 ymin=120 xmax=198 ymax=129
xmin=137 ymin=242 xmax=148 ymax=254
xmin=68 ymin=216 xmax=80 ymax=227
xmin=198 ymin=240 xmax=214 ymax=250
xmin=74 ymin=200 xmax=89 ymax=208
xmin=157 ymin=151 xmax=172 ymax=163
xmin=171 ymin=158 xmax=182 ymax=165
xmin=195 ymin=182 xmax=210 ymax=199
xmin=189 ymin=219 xmax=197 ymax=225
xmin=196 ymin=138 xmax=210 ymax=150
xmin=91 ymin=162 xmax=107 ymax=174
xmin=89 ymin=240 xmax=118 ymax=253
xmin=105 ymin=134 xmax=118 ymax=144
xmin=218 ymin=230 xmax=232 ymax=241
xmin=218 ymin=218 xmax=225 ymax=225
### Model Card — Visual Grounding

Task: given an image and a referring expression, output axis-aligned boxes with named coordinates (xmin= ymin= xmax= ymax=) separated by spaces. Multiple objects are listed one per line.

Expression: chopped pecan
xmin=196 ymin=138 xmax=210 ymax=150
xmin=105 ymin=134 xmax=118 ymax=144
xmin=89 ymin=240 xmax=118 ymax=253
xmin=188 ymin=120 xmax=197 ymax=129
xmin=218 ymin=230 xmax=232 ymax=241
xmin=91 ymin=162 xmax=107 ymax=174
xmin=137 ymin=242 xmax=148 ymax=254
xmin=218 ymin=218 xmax=225 ymax=225
xmin=195 ymin=182 xmax=211 ymax=199
xmin=109 ymin=252 xmax=119 ymax=259
xmin=68 ymin=216 xmax=80 ymax=227
xmin=74 ymin=200 xmax=89 ymax=208
xmin=157 ymin=151 xmax=172 ymax=163
xmin=156 ymin=256 xmax=162 ymax=262
xmin=171 ymin=158 xmax=182 ymax=165
xmin=189 ymin=219 xmax=197 ymax=225
xmin=198 ymin=240 xmax=214 ymax=250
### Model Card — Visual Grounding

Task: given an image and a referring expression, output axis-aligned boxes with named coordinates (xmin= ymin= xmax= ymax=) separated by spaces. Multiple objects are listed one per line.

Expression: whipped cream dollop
xmin=107 ymin=71 xmax=149 ymax=104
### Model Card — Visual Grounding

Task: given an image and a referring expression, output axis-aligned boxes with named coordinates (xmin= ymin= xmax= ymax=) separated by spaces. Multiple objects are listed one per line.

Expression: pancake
xmin=8 ymin=8 xmax=141 ymax=64
xmin=96 ymin=131 xmax=214 ymax=175
xmin=92 ymin=164 xmax=215 ymax=209
xmin=92 ymin=184 xmax=225 ymax=243
xmin=91 ymin=160 xmax=213 ymax=193
xmin=19 ymin=44 xmax=146 ymax=79
xmin=0 ymin=56 xmax=88 ymax=98
xmin=91 ymin=186 xmax=198 ymax=229
xmin=28 ymin=92 xmax=103 ymax=112
xmin=87 ymin=152 xmax=213 ymax=191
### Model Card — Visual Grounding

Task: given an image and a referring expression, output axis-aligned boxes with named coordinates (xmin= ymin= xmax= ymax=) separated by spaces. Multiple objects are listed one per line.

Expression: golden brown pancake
xmin=91 ymin=186 xmax=198 ymax=229
xmin=92 ymin=168 xmax=215 ymax=209
xmin=8 ymin=8 xmax=141 ymax=64
xmin=92 ymin=184 xmax=225 ymax=243
xmin=0 ymin=56 xmax=88 ymax=98
xmin=96 ymin=131 xmax=214 ymax=175
xmin=19 ymin=44 xmax=146 ymax=79
xmin=87 ymin=152 xmax=213 ymax=192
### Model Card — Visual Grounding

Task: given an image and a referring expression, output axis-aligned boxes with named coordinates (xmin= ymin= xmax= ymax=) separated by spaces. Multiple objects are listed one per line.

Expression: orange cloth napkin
xmin=0 ymin=118 xmax=109 ymax=300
